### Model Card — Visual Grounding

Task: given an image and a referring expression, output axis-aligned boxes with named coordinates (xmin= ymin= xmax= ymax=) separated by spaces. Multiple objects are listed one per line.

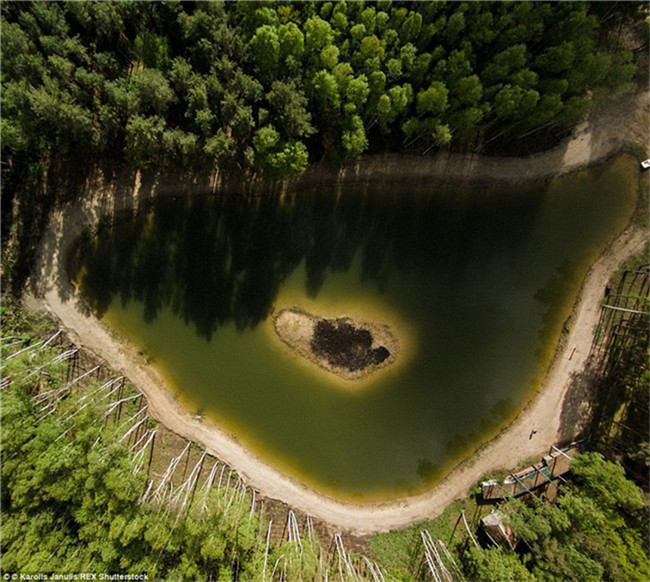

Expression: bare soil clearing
xmin=30 ymin=90 xmax=648 ymax=534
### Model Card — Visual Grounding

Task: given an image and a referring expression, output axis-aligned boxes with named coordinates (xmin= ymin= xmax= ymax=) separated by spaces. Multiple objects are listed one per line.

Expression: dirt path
xmin=30 ymin=91 xmax=648 ymax=534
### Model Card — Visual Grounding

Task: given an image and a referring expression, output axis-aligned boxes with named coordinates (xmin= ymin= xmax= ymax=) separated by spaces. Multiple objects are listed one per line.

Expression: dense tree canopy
xmin=1 ymin=1 xmax=645 ymax=295
xmin=1 ymin=1 xmax=645 ymax=180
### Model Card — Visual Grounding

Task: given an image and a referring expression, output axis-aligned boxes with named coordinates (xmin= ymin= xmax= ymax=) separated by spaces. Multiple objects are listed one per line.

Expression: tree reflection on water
xmin=69 ymin=182 xmax=542 ymax=341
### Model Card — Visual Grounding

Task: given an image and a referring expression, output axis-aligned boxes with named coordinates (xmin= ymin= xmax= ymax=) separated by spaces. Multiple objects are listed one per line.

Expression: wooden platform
xmin=481 ymin=444 xmax=579 ymax=500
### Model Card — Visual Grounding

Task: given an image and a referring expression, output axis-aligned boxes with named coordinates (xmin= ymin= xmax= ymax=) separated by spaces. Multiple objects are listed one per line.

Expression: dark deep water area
xmin=69 ymin=155 xmax=637 ymax=500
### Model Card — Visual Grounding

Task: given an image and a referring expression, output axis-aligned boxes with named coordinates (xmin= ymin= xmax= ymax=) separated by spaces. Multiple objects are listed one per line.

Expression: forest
xmin=1 ymin=1 xmax=649 ymax=580
xmin=1 ymin=1 xmax=646 ymax=181
xmin=1 ymin=303 xmax=648 ymax=581
xmin=2 ymin=1 xmax=647 ymax=298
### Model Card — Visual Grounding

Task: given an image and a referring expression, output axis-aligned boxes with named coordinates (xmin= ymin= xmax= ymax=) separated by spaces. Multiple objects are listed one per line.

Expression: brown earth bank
xmin=273 ymin=307 xmax=399 ymax=382
xmin=28 ymin=89 xmax=649 ymax=534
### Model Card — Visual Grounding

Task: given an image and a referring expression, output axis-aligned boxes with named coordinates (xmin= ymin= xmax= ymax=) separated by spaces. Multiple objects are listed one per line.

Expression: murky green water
xmin=70 ymin=155 xmax=637 ymax=500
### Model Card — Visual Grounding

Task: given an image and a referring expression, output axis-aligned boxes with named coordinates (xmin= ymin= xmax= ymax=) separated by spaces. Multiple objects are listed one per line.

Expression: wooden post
xmin=262 ymin=520 xmax=273 ymax=581
xmin=181 ymin=443 xmax=192 ymax=482
xmin=185 ymin=453 xmax=206 ymax=514
xmin=146 ymin=431 xmax=156 ymax=476
xmin=115 ymin=379 xmax=125 ymax=424
xmin=461 ymin=510 xmax=479 ymax=548
xmin=449 ymin=511 xmax=462 ymax=545
xmin=280 ymin=509 xmax=289 ymax=543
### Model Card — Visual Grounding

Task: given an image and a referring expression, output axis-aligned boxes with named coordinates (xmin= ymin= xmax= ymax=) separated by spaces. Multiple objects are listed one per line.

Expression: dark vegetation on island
xmin=1 ymin=1 xmax=648 ymax=295
xmin=311 ymin=318 xmax=390 ymax=372
xmin=273 ymin=307 xmax=397 ymax=380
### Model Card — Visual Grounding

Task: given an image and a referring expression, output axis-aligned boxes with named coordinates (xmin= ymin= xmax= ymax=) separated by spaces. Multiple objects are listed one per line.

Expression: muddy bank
xmin=273 ymin=308 xmax=398 ymax=382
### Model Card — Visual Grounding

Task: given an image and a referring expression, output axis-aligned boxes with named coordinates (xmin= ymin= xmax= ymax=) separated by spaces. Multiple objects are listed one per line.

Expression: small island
xmin=273 ymin=307 xmax=399 ymax=381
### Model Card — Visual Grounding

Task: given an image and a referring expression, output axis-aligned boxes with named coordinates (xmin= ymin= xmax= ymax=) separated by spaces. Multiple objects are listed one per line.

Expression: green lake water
xmin=70 ymin=155 xmax=638 ymax=501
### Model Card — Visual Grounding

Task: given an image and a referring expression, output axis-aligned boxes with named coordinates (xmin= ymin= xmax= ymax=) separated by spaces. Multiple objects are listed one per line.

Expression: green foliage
xmin=368 ymin=527 xmax=418 ymax=579
xmin=278 ymin=21 xmax=304 ymax=63
xmin=133 ymin=33 xmax=170 ymax=70
xmin=266 ymin=79 xmax=315 ymax=140
xmin=1 ymin=1 xmax=642 ymax=179
xmin=125 ymin=115 xmax=165 ymax=168
xmin=416 ymin=81 xmax=449 ymax=115
xmin=0 ymin=297 xmax=56 ymax=339
xmin=464 ymin=545 xmax=535 ymax=582
xmin=497 ymin=452 xmax=650 ymax=582
xmin=0 ymin=342 xmax=268 ymax=580
xmin=311 ymin=69 xmax=340 ymax=110
xmin=304 ymin=15 xmax=334 ymax=57
xmin=129 ymin=69 xmax=175 ymax=115
xmin=263 ymin=140 xmax=309 ymax=179
xmin=249 ymin=25 xmax=280 ymax=80
xmin=369 ymin=452 xmax=650 ymax=582
xmin=367 ymin=499 xmax=471 ymax=580
xmin=342 ymin=114 xmax=368 ymax=158
xmin=570 ymin=451 xmax=645 ymax=513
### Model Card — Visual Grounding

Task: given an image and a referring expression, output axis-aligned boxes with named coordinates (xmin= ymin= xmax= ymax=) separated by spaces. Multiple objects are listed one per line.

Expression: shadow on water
xmin=60 ymin=157 xmax=640 ymax=497
xmin=69 ymin=182 xmax=546 ymax=341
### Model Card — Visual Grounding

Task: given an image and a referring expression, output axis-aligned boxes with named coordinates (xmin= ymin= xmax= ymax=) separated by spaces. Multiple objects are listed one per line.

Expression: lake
xmin=69 ymin=155 xmax=637 ymax=501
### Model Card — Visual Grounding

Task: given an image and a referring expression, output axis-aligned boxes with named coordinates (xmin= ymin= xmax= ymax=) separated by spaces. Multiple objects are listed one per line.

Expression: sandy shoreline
xmin=29 ymin=90 xmax=648 ymax=534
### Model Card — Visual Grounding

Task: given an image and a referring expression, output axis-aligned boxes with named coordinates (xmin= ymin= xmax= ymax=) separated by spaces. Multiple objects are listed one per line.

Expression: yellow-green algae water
xmin=70 ymin=155 xmax=638 ymax=501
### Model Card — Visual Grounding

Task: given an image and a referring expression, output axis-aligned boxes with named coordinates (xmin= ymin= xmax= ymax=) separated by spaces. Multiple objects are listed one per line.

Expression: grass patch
xmin=0 ymin=295 xmax=57 ymax=340
xmin=366 ymin=492 xmax=492 ymax=580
